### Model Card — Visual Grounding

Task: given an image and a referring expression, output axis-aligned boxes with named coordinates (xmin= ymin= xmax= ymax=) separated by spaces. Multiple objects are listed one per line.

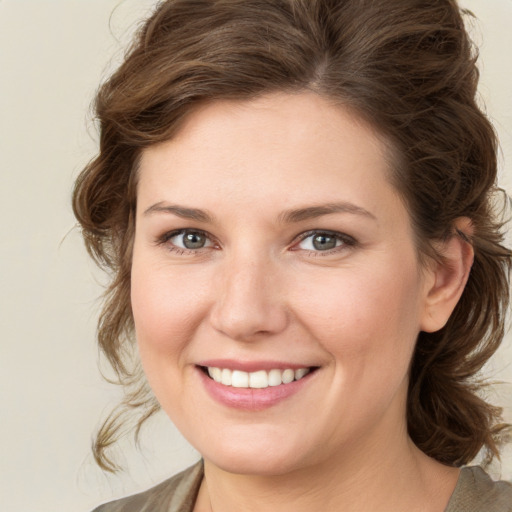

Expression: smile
xmin=205 ymin=367 xmax=312 ymax=389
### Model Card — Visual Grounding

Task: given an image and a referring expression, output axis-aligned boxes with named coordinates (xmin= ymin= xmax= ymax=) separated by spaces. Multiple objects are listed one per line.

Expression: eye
xmin=295 ymin=230 xmax=355 ymax=253
xmin=162 ymin=229 xmax=214 ymax=251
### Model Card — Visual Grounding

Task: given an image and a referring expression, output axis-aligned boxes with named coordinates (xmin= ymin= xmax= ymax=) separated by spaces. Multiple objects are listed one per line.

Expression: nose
xmin=209 ymin=253 xmax=289 ymax=341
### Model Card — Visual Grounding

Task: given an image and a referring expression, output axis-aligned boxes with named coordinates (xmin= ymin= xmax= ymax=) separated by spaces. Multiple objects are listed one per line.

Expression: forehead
xmin=137 ymin=92 xmax=401 ymax=221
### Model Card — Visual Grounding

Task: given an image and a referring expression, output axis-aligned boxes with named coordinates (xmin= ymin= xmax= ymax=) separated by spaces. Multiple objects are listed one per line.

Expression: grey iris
xmin=313 ymin=233 xmax=337 ymax=250
xmin=183 ymin=231 xmax=206 ymax=249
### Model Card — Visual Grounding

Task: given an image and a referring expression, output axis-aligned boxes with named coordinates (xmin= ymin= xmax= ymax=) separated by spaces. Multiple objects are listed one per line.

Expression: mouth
xmin=199 ymin=365 xmax=318 ymax=389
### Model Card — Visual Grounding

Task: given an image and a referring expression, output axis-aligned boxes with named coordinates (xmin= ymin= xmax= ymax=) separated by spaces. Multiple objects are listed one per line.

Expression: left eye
xmin=167 ymin=230 xmax=213 ymax=250
xmin=297 ymin=232 xmax=347 ymax=251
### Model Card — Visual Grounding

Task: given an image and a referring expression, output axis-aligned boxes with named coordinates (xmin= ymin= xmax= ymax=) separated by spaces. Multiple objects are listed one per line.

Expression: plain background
xmin=0 ymin=1 xmax=511 ymax=511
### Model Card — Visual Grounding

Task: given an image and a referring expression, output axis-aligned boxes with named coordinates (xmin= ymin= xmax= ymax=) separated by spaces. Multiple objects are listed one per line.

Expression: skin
xmin=131 ymin=92 xmax=473 ymax=511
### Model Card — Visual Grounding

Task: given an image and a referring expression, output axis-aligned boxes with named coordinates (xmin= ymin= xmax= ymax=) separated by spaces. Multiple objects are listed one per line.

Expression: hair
xmin=73 ymin=0 xmax=511 ymax=472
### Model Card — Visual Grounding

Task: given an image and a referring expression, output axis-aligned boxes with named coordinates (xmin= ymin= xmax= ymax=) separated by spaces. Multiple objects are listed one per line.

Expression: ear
xmin=420 ymin=218 xmax=474 ymax=333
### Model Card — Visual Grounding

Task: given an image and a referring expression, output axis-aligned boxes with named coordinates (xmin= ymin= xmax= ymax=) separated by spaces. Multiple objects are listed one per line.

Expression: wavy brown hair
xmin=73 ymin=0 xmax=511 ymax=472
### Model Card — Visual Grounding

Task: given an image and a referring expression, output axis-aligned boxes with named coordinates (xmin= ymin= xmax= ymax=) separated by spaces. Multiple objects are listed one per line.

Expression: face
xmin=131 ymin=92 xmax=434 ymax=476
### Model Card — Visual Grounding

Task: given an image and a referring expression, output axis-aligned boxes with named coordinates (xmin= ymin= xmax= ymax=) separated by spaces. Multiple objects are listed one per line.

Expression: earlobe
xmin=420 ymin=218 xmax=474 ymax=333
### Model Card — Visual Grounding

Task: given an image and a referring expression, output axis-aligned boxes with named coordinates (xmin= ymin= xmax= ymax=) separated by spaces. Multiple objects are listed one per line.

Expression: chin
xmin=207 ymin=451 xmax=305 ymax=477
xmin=198 ymin=432 xmax=316 ymax=477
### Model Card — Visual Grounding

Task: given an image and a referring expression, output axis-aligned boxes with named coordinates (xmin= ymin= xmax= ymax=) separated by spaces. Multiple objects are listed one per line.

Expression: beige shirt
xmin=92 ymin=462 xmax=512 ymax=512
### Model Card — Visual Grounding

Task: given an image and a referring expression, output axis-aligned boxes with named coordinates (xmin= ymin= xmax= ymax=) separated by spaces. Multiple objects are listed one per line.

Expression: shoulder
xmin=91 ymin=461 xmax=203 ymax=512
xmin=446 ymin=466 xmax=512 ymax=512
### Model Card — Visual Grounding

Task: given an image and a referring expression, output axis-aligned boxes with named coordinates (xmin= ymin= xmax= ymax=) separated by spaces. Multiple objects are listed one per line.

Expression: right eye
xmin=160 ymin=229 xmax=215 ymax=252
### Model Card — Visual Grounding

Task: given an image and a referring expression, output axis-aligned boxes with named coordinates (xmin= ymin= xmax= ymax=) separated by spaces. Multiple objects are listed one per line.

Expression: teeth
xmin=249 ymin=370 xmax=268 ymax=388
xmin=221 ymin=368 xmax=232 ymax=386
xmin=268 ymin=369 xmax=282 ymax=387
xmin=206 ymin=367 xmax=311 ymax=388
xmin=282 ymin=369 xmax=295 ymax=384
xmin=294 ymin=368 xmax=309 ymax=380
xmin=208 ymin=367 xmax=222 ymax=382
xmin=232 ymin=370 xmax=249 ymax=388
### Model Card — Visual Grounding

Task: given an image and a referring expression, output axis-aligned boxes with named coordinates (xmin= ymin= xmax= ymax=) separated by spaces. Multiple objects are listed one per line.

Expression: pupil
xmin=313 ymin=234 xmax=336 ymax=250
xmin=183 ymin=232 xmax=205 ymax=249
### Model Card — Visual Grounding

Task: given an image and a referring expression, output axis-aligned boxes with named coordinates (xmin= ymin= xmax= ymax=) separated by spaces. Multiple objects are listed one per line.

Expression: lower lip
xmin=197 ymin=368 xmax=315 ymax=410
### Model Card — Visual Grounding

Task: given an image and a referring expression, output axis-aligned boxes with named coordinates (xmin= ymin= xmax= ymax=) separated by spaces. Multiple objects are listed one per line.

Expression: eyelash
xmin=156 ymin=229 xmax=357 ymax=257
xmin=156 ymin=229 xmax=217 ymax=256
xmin=293 ymin=230 xmax=357 ymax=256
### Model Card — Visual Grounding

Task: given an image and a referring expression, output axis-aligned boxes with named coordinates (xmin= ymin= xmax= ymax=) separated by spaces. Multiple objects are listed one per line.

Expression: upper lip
xmin=197 ymin=359 xmax=317 ymax=373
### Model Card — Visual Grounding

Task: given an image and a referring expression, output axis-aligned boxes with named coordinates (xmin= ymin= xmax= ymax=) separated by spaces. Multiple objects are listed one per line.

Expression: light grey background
xmin=0 ymin=1 xmax=510 ymax=511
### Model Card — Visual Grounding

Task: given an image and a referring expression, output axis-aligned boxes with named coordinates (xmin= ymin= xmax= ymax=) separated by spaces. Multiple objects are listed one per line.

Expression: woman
xmin=74 ymin=0 xmax=512 ymax=510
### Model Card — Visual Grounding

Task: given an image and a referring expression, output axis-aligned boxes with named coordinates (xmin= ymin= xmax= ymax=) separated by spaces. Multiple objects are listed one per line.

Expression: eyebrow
xmin=278 ymin=202 xmax=376 ymax=223
xmin=143 ymin=202 xmax=215 ymax=223
xmin=143 ymin=201 xmax=376 ymax=224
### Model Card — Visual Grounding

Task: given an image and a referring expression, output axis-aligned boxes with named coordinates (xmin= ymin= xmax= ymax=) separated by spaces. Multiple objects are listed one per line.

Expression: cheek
xmin=291 ymin=261 xmax=423 ymax=365
xmin=130 ymin=254 xmax=216 ymax=417
xmin=130 ymin=253 xmax=210 ymax=360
